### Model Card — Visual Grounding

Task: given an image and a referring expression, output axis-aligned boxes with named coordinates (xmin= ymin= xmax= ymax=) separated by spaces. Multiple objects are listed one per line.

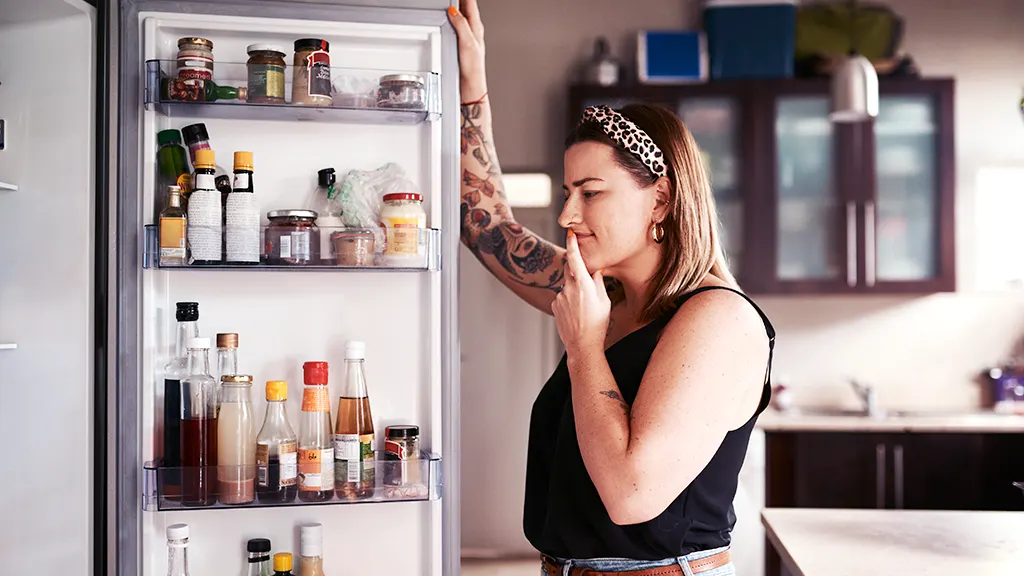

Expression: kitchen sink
xmin=791 ymin=407 xmax=975 ymax=418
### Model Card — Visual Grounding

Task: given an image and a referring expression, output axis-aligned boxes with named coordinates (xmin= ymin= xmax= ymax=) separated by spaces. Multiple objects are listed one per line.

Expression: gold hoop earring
xmin=651 ymin=222 xmax=665 ymax=244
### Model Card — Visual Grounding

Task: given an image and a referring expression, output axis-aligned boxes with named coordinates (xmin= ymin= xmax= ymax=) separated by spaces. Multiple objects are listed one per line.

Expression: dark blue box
xmin=704 ymin=0 xmax=797 ymax=79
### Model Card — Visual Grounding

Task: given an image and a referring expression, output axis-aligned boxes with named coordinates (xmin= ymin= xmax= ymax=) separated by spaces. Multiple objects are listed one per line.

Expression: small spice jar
xmin=245 ymin=44 xmax=286 ymax=104
xmin=330 ymin=228 xmax=376 ymax=267
xmin=377 ymin=74 xmax=426 ymax=110
xmin=265 ymin=210 xmax=320 ymax=265
xmin=292 ymin=38 xmax=332 ymax=107
xmin=380 ymin=193 xmax=426 ymax=258
xmin=176 ymin=37 xmax=214 ymax=76
xmin=383 ymin=425 xmax=420 ymax=486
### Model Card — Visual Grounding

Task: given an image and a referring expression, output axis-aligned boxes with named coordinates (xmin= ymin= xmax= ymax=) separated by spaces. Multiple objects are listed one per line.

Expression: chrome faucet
xmin=849 ymin=379 xmax=880 ymax=417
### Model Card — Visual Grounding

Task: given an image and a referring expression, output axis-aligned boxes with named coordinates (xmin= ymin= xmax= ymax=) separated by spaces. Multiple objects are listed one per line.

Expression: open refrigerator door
xmin=110 ymin=2 xmax=460 ymax=575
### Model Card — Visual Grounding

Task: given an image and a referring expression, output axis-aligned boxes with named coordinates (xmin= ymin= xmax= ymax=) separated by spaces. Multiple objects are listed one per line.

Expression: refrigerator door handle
xmin=894 ymin=444 xmax=905 ymax=509
xmin=875 ymin=442 xmax=887 ymax=509
xmin=846 ymin=201 xmax=857 ymax=287
xmin=864 ymin=200 xmax=876 ymax=287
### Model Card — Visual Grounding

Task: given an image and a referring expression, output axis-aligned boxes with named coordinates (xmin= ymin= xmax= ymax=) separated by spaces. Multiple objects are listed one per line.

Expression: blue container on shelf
xmin=637 ymin=30 xmax=707 ymax=83
xmin=703 ymin=0 xmax=797 ymax=79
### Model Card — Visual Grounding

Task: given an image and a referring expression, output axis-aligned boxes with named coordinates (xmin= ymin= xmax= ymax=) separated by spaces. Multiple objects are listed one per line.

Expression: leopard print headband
xmin=580 ymin=105 xmax=666 ymax=178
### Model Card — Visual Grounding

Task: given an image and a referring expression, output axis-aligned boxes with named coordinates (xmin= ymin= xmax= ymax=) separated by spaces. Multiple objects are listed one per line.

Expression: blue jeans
xmin=544 ymin=546 xmax=735 ymax=576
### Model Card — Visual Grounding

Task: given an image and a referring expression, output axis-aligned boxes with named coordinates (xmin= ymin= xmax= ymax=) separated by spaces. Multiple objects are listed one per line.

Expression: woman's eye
xmin=582 ymin=190 xmax=600 ymax=199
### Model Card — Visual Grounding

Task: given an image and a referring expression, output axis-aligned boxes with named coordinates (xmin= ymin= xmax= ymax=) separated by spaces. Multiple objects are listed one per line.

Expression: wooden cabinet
xmin=568 ymin=78 xmax=956 ymax=295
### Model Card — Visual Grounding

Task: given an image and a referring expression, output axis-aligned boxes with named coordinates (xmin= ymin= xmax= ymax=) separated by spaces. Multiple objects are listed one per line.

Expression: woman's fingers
xmin=461 ymin=0 xmax=484 ymax=40
xmin=447 ymin=5 xmax=474 ymax=46
xmin=564 ymin=232 xmax=590 ymax=284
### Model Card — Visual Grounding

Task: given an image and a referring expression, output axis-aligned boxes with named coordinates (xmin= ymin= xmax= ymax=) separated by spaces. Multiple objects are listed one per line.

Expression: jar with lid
xmin=331 ymin=229 xmax=375 ymax=267
xmin=265 ymin=210 xmax=320 ymax=265
xmin=377 ymin=74 xmax=425 ymax=110
xmin=379 ymin=193 xmax=426 ymax=260
xmin=292 ymin=39 xmax=332 ymax=107
xmin=176 ymin=37 xmax=214 ymax=77
xmin=382 ymin=425 xmax=420 ymax=486
xmin=246 ymin=44 xmax=286 ymax=104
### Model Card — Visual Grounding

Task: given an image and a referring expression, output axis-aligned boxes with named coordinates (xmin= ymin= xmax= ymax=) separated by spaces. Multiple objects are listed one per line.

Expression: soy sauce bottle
xmin=256 ymin=380 xmax=298 ymax=503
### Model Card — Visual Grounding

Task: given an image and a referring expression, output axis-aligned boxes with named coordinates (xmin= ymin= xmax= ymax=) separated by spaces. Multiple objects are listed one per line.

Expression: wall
xmin=459 ymin=0 xmax=1024 ymax=563
xmin=0 ymin=5 xmax=95 ymax=574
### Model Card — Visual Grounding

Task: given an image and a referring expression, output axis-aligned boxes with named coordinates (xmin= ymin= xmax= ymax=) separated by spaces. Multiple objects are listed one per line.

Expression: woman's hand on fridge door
xmin=447 ymin=0 xmax=488 ymax=101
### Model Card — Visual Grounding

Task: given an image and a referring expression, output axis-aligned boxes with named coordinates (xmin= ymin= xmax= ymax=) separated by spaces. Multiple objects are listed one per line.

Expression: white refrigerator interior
xmin=125 ymin=7 xmax=456 ymax=576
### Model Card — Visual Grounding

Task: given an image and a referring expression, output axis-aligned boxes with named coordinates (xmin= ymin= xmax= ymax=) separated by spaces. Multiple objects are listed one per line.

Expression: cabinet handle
xmin=864 ymin=200 xmax=876 ymax=287
xmin=894 ymin=444 xmax=904 ymax=509
xmin=846 ymin=201 xmax=857 ymax=287
xmin=875 ymin=443 xmax=886 ymax=509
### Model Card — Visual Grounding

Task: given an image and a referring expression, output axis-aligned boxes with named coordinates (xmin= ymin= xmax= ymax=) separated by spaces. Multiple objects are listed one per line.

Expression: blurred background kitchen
xmin=460 ymin=1 xmax=1024 ymax=575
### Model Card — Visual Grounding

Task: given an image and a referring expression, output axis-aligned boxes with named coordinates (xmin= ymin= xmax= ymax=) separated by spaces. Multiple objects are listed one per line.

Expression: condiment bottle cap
xmin=266 ymin=380 xmax=288 ymax=401
xmin=193 ymin=148 xmax=215 ymax=169
xmin=216 ymin=332 xmax=239 ymax=348
xmin=247 ymin=538 xmax=271 ymax=553
xmin=385 ymin=424 xmax=419 ymax=439
xmin=303 ymin=361 xmax=329 ymax=385
xmin=344 ymin=341 xmax=366 ymax=360
xmin=157 ymin=129 xmax=182 ymax=145
xmin=175 ymin=302 xmax=199 ymax=322
xmin=166 ymin=523 xmax=189 ymax=541
xmin=186 ymin=337 xmax=210 ymax=350
xmin=383 ymin=192 xmax=423 ymax=203
xmin=273 ymin=553 xmax=292 ymax=572
xmin=299 ymin=523 xmax=323 ymax=557
xmin=318 ymin=167 xmax=336 ymax=187
xmin=233 ymin=151 xmax=254 ymax=171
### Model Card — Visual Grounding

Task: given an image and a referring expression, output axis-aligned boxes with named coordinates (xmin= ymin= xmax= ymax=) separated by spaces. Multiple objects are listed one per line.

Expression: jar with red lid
xmin=379 ymin=193 xmax=425 ymax=259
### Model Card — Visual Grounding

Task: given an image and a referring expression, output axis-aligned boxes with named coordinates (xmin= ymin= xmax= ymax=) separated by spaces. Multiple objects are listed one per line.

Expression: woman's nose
xmin=557 ymin=194 xmax=580 ymax=230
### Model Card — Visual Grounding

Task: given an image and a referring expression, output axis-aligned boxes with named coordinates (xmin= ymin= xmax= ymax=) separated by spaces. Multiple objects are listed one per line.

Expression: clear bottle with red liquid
xmin=297 ymin=361 xmax=334 ymax=502
xmin=180 ymin=337 xmax=219 ymax=506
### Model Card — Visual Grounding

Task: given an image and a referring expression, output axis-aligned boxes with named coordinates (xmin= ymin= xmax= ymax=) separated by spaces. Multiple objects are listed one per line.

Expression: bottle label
xmin=279 ymin=441 xmax=298 ymax=486
xmin=301 ymin=386 xmax=331 ymax=412
xmin=225 ymin=193 xmax=260 ymax=263
xmin=256 ymin=443 xmax=269 ymax=486
xmin=250 ymin=64 xmax=286 ymax=100
xmin=279 ymin=235 xmax=291 ymax=258
xmin=186 ymin=188 xmax=222 ymax=261
xmin=159 ymin=216 xmax=187 ymax=258
xmin=232 ymin=173 xmax=250 ymax=190
xmin=382 ymin=217 xmax=421 ymax=255
xmin=307 ymin=50 xmax=332 ymax=97
xmin=298 ymin=447 xmax=333 ymax=490
xmin=291 ymin=231 xmax=310 ymax=260
xmin=334 ymin=433 xmax=374 ymax=483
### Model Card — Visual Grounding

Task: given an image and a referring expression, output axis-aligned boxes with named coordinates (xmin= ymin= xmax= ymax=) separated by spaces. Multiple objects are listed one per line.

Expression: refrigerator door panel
xmin=116 ymin=3 xmax=459 ymax=575
xmin=0 ymin=3 xmax=96 ymax=575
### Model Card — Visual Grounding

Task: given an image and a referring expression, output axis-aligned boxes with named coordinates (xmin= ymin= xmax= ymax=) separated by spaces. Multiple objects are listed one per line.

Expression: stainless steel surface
xmin=846 ymin=201 xmax=857 ymax=286
xmin=864 ymin=200 xmax=876 ymax=287
xmin=893 ymin=444 xmax=904 ymax=509
xmin=875 ymin=443 xmax=886 ymax=509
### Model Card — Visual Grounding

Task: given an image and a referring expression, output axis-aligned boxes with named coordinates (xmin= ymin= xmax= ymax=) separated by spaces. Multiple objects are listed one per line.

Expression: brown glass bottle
xmin=334 ymin=341 xmax=375 ymax=500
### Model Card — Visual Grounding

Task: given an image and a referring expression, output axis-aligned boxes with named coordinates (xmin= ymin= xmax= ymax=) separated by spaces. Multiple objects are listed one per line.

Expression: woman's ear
xmin=652 ymin=176 xmax=672 ymax=222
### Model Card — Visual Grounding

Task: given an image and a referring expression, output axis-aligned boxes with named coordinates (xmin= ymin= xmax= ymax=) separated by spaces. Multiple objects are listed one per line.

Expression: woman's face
xmin=560 ymin=142 xmax=665 ymax=274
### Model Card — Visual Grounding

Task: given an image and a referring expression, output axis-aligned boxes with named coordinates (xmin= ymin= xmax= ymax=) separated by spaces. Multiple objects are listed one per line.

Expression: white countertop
xmin=761 ymin=508 xmax=1024 ymax=576
xmin=757 ymin=409 xmax=1024 ymax=432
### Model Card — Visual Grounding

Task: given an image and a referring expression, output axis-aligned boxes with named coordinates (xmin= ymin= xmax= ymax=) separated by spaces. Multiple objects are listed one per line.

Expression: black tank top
xmin=523 ymin=286 xmax=775 ymax=560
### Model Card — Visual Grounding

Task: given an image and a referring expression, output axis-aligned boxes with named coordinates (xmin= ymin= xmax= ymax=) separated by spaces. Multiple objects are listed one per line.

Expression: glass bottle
xmin=242 ymin=538 xmax=272 ymax=576
xmin=298 ymin=361 xmax=334 ymax=502
xmin=161 ymin=76 xmax=247 ymax=102
xmin=299 ymin=523 xmax=326 ymax=576
xmin=180 ymin=337 xmax=218 ymax=506
xmin=307 ymin=167 xmax=343 ymax=264
xmin=180 ymin=123 xmax=232 ymax=195
xmin=226 ymin=151 xmax=260 ymax=264
xmin=273 ymin=553 xmax=295 ymax=576
xmin=187 ymin=148 xmax=223 ymax=264
xmin=256 ymin=380 xmax=298 ymax=503
xmin=156 ymin=129 xmax=192 ymax=201
xmin=334 ymin=341 xmax=375 ymax=500
xmin=216 ymin=332 xmax=239 ymax=388
xmin=218 ymin=374 xmax=255 ymax=505
xmin=166 ymin=523 xmax=191 ymax=576
xmin=159 ymin=186 xmax=188 ymax=267
xmin=162 ymin=302 xmax=199 ymax=498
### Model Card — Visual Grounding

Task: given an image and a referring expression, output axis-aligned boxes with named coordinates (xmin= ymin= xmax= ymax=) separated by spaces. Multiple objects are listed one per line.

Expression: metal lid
xmin=294 ymin=38 xmax=329 ymax=52
xmin=380 ymin=74 xmax=424 ymax=85
xmin=385 ymin=424 xmax=419 ymax=439
xmin=267 ymin=209 xmax=318 ymax=220
xmin=383 ymin=192 xmax=423 ymax=203
xmin=221 ymin=374 xmax=253 ymax=383
xmin=246 ymin=43 xmax=285 ymax=55
xmin=216 ymin=332 xmax=238 ymax=348
xmin=177 ymin=37 xmax=213 ymax=49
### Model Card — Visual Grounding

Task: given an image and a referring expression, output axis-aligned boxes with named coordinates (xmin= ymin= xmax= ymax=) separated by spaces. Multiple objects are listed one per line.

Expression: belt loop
xmin=676 ymin=556 xmax=695 ymax=576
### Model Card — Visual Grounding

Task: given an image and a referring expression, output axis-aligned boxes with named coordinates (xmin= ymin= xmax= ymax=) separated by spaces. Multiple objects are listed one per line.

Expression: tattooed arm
xmin=459 ymin=95 xmax=567 ymax=314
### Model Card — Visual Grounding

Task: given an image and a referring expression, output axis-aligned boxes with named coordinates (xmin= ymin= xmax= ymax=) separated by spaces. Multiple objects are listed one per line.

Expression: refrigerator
xmin=100 ymin=1 xmax=461 ymax=575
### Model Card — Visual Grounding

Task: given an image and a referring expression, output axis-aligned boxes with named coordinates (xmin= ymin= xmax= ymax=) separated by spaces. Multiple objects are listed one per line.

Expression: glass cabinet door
xmin=871 ymin=95 xmax=938 ymax=282
xmin=678 ymin=98 xmax=742 ymax=277
xmin=774 ymin=96 xmax=843 ymax=283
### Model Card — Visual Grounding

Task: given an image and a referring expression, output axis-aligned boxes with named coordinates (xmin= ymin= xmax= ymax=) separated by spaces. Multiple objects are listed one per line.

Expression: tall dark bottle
xmin=162 ymin=302 xmax=199 ymax=498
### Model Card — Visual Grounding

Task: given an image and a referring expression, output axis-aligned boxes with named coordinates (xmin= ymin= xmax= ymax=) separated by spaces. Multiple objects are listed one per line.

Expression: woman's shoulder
xmin=664 ymin=279 xmax=770 ymax=345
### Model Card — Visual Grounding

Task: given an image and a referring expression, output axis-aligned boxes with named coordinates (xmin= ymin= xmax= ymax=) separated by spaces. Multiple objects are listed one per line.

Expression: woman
xmin=449 ymin=2 xmax=775 ymax=574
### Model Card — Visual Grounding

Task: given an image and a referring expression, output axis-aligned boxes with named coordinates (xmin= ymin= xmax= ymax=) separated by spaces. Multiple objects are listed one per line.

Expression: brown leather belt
xmin=541 ymin=550 xmax=731 ymax=576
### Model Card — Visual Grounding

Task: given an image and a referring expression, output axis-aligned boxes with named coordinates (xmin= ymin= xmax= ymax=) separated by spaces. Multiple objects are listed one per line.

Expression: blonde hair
xmin=566 ymin=104 xmax=737 ymax=323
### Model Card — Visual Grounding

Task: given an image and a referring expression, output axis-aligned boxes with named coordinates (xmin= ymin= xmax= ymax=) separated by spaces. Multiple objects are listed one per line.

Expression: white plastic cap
xmin=344 ymin=341 xmax=365 ymax=360
xmin=186 ymin=337 xmax=210 ymax=349
xmin=300 ymin=523 xmax=323 ymax=556
xmin=167 ymin=523 xmax=189 ymax=541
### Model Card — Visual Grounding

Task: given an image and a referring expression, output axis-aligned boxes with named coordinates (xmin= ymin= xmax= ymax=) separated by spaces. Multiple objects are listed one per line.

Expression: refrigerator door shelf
xmin=143 ymin=225 xmax=442 ymax=271
xmin=142 ymin=452 xmax=442 ymax=512
xmin=145 ymin=60 xmax=441 ymax=124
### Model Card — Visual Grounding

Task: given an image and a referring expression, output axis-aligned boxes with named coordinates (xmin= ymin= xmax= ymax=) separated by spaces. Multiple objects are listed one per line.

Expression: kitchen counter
xmin=757 ymin=409 xmax=1024 ymax=432
xmin=761 ymin=508 xmax=1024 ymax=576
